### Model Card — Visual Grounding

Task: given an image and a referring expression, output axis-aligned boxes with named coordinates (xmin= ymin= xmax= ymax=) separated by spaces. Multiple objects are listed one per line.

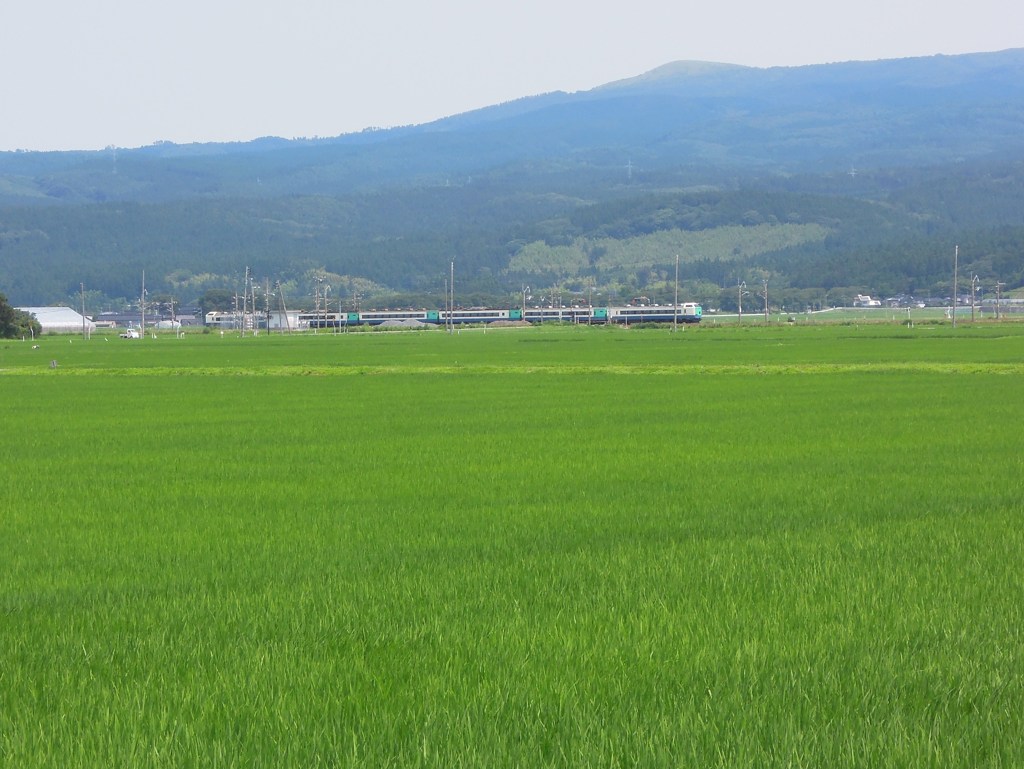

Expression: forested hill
xmin=1 ymin=48 xmax=1023 ymax=309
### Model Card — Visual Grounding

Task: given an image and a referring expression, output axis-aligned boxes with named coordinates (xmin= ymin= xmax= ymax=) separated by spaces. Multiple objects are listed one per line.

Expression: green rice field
xmin=2 ymin=323 xmax=1022 ymax=767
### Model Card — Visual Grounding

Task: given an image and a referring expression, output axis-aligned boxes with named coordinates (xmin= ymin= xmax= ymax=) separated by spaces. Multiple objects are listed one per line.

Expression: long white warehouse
xmin=17 ymin=306 xmax=97 ymax=335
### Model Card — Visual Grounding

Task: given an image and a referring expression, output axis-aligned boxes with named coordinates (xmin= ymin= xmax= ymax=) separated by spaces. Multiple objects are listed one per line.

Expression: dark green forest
xmin=1 ymin=49 xmax=1023 ymax=312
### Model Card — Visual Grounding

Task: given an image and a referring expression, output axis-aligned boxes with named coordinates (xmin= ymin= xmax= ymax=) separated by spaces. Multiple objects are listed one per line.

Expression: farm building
xmin=17 ymin=306 xmax=96 ymax=335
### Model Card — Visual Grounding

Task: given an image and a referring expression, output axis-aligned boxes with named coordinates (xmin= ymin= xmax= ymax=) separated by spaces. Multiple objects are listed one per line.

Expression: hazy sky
xmin=2 ymin=0 xmax=1020 ymax=151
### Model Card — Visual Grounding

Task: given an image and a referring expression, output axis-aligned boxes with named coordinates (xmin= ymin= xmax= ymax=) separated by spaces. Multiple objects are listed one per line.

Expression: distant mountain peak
xmin=596 ymin=60 xmax=751 ymax=90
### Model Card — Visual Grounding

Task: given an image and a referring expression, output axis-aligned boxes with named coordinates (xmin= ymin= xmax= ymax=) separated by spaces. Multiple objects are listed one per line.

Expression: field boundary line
xmin=4 ymin=362 xmax=1024 ymax=377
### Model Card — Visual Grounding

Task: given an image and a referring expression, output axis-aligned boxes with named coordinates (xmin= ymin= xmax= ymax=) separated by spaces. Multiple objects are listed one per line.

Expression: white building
xmin=17 ymin=306 xmax=97 ymax=335
xmin=205 ymin=310 xmax=301 ymax=330
xmin=852 ymin=294 xmax=882 ymax=307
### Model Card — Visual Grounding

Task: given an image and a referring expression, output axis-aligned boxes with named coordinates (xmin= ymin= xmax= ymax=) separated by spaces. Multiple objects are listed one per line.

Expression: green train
xmin=300 ymin=303 xmax=702 ymax=328
xmin=206 ymin=303 xmax=702 ymax=329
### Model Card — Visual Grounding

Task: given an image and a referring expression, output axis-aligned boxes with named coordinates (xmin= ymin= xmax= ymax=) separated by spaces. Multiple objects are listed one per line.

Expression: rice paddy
xmin=1 ymin=323 xmax=1022 ymax=767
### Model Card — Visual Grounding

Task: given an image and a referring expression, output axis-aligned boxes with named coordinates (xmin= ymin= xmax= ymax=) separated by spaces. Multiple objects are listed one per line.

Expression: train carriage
xmin=442 ymin=308 xmax=513 ymax=325
xmin=607 ymin=303 xmax=702 ymax=324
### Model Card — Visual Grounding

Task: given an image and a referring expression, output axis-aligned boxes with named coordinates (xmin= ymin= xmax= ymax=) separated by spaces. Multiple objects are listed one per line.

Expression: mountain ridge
xmin=1 ymin=48 xmax=1023 ymax=309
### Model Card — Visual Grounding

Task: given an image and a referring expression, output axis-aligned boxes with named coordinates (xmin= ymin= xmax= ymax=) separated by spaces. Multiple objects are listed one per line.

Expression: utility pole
xmin=762 ymin=278 xmax=769 ymax=323
xmin=996 ymin=281 xmax=1005 ymax=320
xmin=951 ymin=245 xmax=959 ymax=328
xmin=140 ymin=270 xmax=146 ymax=339
xmin=242 ymin=266 xmax=250 ymax=336
xmin=971 ymin=274 xmax=980 ymax=322
xmin=313 ymin=273 xmax=326 ymax=334
xmin=251 ymin=270 xmax=258 ymax=334
xmin=80 ymin=282 xmax=88 ymax=340
xmin=673 ymin=254 xmax=680 ymax=333
xmin=323 ymin=283 xmax=331 ymax=332
xmin=167 ymin=296 xmax=176 ymax=337
xmin=277 ymin=280 xmax=291 ymax=333
xmin=738 ymin=280 xmax=746 ymax=323
xmin=449 ymin=260 xmax=455 ymax=334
